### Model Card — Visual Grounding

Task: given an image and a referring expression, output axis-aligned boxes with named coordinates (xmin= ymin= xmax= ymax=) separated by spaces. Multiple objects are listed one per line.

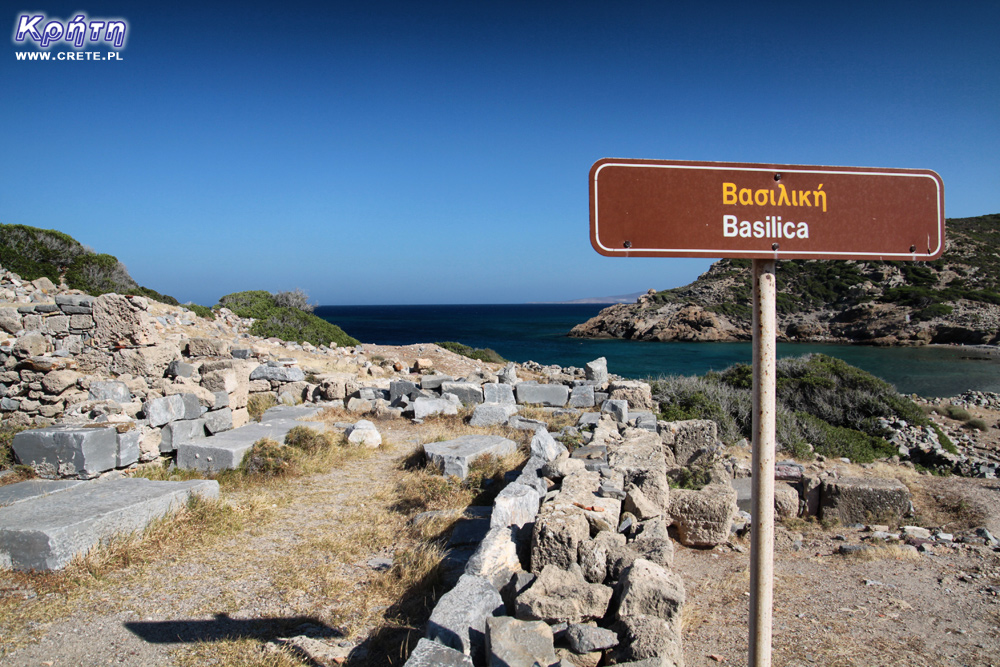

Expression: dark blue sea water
xmin=315 ymin=304 xmax=1000 ymax=398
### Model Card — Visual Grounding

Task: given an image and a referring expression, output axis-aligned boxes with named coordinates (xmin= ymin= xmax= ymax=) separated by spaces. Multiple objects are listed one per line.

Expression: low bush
xmin=240 ymin=438 xmax=301 ymax=478
xmin=218 ymin=290 xmax=358 ymax=348
xmin=183 ymin=303 xmax=215 ymax=319
xmin=945 ymin=405 xmax=972 ymax=421
xmin=284 ymin=425 xmax=336 ymax=453
xmin=247 ymin=393 xmax=279 ymax=421
xmin=435 ymin=341 xmax=508 ymax=364
xmin=965 ymin=418 xmax=989 ymax=432
xmin=0 ymin=421 xmax=25 ymax=468
xmin=651 ymin=354 xmax=932 ymax=463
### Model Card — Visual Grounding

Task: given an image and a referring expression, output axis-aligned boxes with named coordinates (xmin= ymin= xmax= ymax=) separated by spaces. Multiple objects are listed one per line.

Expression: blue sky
xmin=2 ymin=1 xmax=998 ymax=306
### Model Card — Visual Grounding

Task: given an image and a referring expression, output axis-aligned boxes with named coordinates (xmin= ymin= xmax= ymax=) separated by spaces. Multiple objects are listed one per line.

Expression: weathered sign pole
xmin=589 ymin=158 xmax=944 ymax=667
xmin=749 ymin=258 xmax=776 ymax=666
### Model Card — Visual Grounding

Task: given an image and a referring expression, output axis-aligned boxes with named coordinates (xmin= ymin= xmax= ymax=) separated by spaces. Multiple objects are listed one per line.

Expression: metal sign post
xmin=749 ymin=259 xmax=777 ymax=667
xmin=588 ymin=158 xmax=944 ymax=667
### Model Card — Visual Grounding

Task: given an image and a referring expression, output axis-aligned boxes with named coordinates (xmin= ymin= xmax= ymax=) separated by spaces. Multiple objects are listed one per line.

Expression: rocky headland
xmin=570 ymin=213 xmax=1000 ymax=346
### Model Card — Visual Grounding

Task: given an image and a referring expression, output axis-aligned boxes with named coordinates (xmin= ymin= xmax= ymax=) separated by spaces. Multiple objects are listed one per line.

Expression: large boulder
xmin=614 ymin=558 xmax=685 ymax=622
xmin=609 ymin=380 xmax=655 ymax=410
xmin=669 ymin=484 xmax=736 ymax=547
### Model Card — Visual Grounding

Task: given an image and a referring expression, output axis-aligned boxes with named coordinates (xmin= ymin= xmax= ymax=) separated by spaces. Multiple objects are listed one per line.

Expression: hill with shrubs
xmin=570 ymin=213 xmax=1000 ymax=346
xmin=0 ymin=223 xmax=358 ymax=348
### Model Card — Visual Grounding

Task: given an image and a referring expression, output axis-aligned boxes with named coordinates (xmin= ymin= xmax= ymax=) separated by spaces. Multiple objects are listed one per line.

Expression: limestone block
xmin=426 ymin=574 xmax=504 ymax=662
xmin=88 ymin=380 xmax=131 ymax=403
xmin=160 ymin=418 xmax=207 ymax=452
xmin=660 ymin=419 xmax=716 ymax=466
xmin=482 ymin=382 xmax=516 ymax=405
xmin=669 ymin=484 xmax=736 ymax=547
xmin=11 ymin=424 xmax=118 ymax=479
xmin=144 ymin=394 xmax=187 ymax=427
xmin=111 ymin=343 xmax=181 ymax=377
xmin=403 ymin=639 xmax=473 ymax=667
xmin=469 ymin=403 xmax=518 ymax=427
xmin=516 ymin=383 xmax=569 ymax=407
xmin=515 ymin=564 xmax=613 ymax=624
xmin=423 ymin=435 xmax=517 ymax=480
xmin=249 ymin=364 xmax=305 ymax=382
xmin=441 ymin=382 xmax=485 ymax=406
xmin=465 ymin=525 xmax=522 ymax=591
xmin=486 ymin=616 xmax=557 ymax=667
xmin=490 ymin=482 xmax=541 ymax=529
xmin=530 ymin=428 xmax=568 ymax=462
xmin=186 ymin=337 xmax=231 ymax=357
xmin=569 ymin=384 xmax=596 ymax=408
xmin=609 ymin=380 xmax=655 ymax=410
xmin=92 ymin=293 xmax=160 ymax=347
xmin=41 ymin=369 xmax=79 ymax=395
xmin=820 ymin=476 xmax=911 ymax=525
xmin=585 ymin=357 xmax=608 ymax=385
xmin=615 ymin=558 xmax=685 ymax=622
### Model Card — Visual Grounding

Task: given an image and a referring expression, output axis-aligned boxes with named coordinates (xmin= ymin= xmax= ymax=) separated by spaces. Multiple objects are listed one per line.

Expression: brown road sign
xmin=590 ymin=159 xmax=944 ymax=260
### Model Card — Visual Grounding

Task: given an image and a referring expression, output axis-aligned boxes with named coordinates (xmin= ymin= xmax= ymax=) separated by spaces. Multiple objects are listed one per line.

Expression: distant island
xmin=530 ymin=292 xmax=644 ymax=305
xmin=570 ymin=213 xmax=1000 ymax=346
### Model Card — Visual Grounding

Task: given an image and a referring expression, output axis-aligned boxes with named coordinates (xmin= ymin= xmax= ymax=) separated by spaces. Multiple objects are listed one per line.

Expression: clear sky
xmin=2 ymin=1 xmax=998 ymax=306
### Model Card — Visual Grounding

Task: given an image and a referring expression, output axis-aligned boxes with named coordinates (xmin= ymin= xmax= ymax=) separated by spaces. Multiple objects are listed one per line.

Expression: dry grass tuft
xmin=173 ymin=638 xmax=305 ymax=667
xmin=846 ymin=543 xmax=922 ymax=562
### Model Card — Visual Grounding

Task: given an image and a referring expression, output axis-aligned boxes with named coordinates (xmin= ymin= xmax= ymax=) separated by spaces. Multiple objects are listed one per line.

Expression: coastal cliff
xmin=570 ymin=213 xmax=1000 ymax=346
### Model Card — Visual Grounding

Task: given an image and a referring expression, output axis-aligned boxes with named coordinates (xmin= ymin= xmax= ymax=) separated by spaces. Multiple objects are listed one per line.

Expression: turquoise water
xmin=315 ymin=304 xmax=1000 ymax=398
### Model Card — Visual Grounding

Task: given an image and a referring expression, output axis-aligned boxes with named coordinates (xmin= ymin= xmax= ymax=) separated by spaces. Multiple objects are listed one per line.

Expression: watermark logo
xmin=13 ymin=12 xmax=129 ymax=49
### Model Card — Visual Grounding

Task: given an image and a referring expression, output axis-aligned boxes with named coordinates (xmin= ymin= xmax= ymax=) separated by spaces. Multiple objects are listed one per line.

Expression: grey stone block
xmin=0 ymin=477 xmax=218 ymax=571
xmin=491 ymin=482 xmax=540 ymax=529
xmin=585 ymin=357 xmax=608 ymax=384
xmin=602 ymin=399 xmax=629 ymax=423
xmin=421 ymin=374 xmax=454 ymax=390
xmin=465 ymin=525 xmax=522 ymax=591
xmin=482 ymin=383 xmax=516 ymax=405
xmin=424 ymin=435 xmax=518 ymax=480
xmin=12 ymin=425 xmax=118 ymax=479
xmin=203 ymin=407 xmax=234 ymax=434
xmin=260 ymin=404 xmax=324 ymax=422
xmin=820 ymin=476 xmax=911 ymax=525
xmin=88 ymin=380 xmax=131 ymax=404
xmin=507 ymin=416 xmax=547 ymax=431
xmin=144 ymin=394 xmax=187 ymax=427
xmin=390 ymin=380 xmax=421 ymax=402
xmin=486 ymin=616 xmax=557 ymax=667
xmin=160 ymin=419 xmax=207 ymax=453
xmin=116 ymin=428 xmax=141 ymax=468
xmin=55 ymin=295 xmax=95 ymax=310
xmin=166 ymin=360 xmax=196 ymax=378
xmin=569 ymin=384 xmax=596 ymax=409
xmin=180 ymin=393 xmax=205 ymax=420
xmin=661 ymin=419 xmax=717 ymax=466
xmin=426 ymin=574 xmax=504 ymax=662
xmin=249 ymin=365 xmax=305 ymax=382
xmin=231 ymin=348 xmax=252 ymax=359
xmin=0 ymin=479 xmax=84 ymax=509
xmin=441 ymin=382 xmax=484 ymax=406
xmin=414 ymin=396 xmax=460 ymax=419
xmin=403 ymin=638 xmax=473 ymax=667
xmin=212 ymin=390 xmax=229 ymax=409
xmin=516 ymin=383 xmax=569 ymax=407
xmin=176 ymin=418 xmax=329 ymax=472
xmin=530 ymin=428 xmax=567 ymax=462
xmin=469 ymin=403 xmax=518 ymax=427
xmin=577 ymin=412 xmax=601 ymax=428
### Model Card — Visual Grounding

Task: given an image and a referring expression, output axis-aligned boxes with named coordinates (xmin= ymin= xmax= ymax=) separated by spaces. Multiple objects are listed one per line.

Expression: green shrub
xmin=0 ymin=223 xmax=87 ymax=283
xmin=795 ymin=413 xmax=896 ymax=463
xmin=217 ymin=290 xmax=359 ymax=348
xmin=129 ymin=286 xmax=179 ymax=305
xmin=945 ymin=405 xmax=972 ymax=421
xmin=184 ymin=303 xmax=216 ymax=319
xmin=930 ymin=423 xmax=957 ymax=453
xmin=435 ymin=341 xmax=508 ymax=364
xmin=239 ymin=438 xmax=300 ymax=477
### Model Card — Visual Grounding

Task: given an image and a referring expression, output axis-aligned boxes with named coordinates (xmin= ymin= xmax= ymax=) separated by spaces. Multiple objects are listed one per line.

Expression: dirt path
xmin=2 ymin=443 xmax=409 ymax=667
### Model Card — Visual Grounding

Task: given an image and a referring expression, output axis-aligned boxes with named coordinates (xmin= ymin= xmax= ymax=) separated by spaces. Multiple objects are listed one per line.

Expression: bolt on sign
xmin=590 ymin=159 xmax=945 ymax=260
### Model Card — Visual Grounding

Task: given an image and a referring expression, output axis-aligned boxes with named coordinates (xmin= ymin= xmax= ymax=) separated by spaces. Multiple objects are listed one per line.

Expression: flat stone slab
xmin=176 ymin=418 xmax=330 ymax=472
xmin=0 ymin=479 xmax=84 ymax=508
xmin=516 ymin=383 xmax=569 ymax=407
xmin=260 ymin=405 xmax=326 ymax=422
xmin=12 ymin=424 xmax=118 ymax=479
xmin=0 ymin=477 xmax=219 ymax=571
xmin=423 ymin=435 xmax=518 ymax=480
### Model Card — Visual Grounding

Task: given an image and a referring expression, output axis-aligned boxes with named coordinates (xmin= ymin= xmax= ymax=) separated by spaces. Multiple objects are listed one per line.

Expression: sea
xmin=315 ymin=304 xmax=1000 ymax=399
